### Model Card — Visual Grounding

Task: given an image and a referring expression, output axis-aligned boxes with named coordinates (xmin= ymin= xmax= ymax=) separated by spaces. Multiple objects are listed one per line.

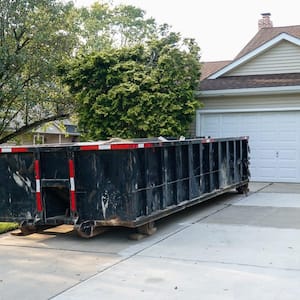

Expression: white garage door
xmin=199 ymin=111 xmax=300 ymax=182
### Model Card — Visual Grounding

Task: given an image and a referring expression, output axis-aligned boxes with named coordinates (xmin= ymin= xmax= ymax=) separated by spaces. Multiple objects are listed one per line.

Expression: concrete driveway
xmin=1 ymin=182 xmax=300 ymax=300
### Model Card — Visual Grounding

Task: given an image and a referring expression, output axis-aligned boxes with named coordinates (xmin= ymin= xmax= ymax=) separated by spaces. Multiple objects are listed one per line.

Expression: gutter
xmin=195 ymin=85 xmax=300 ymax=97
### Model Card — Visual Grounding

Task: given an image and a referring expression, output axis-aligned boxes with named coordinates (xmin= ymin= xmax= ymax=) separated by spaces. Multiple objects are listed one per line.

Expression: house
xmin=5 ymin=120 xmax=80 ymax=145
xmin=196 ymin=13 xmax=300 ymax=183
xmin=32 ymin=120 xmax=80 ymax=144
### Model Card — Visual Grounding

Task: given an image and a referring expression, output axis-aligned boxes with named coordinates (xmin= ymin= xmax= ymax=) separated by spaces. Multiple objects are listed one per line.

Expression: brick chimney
xmin=258 ymin=13 xmax=273 ymax=30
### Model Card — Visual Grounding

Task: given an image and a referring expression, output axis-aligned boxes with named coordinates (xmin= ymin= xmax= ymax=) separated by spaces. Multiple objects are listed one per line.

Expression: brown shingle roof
xmin=199 ymin=25 xmax=300 ymax=91
xmin=200 ymin=26 xmax=300 ymax=81
xmin=200 ymin=61 xmax=231 ymax=80
xmin=235 ymin=25 xmax=300 ymax=59
xmin=200 ymin=73 xmax=300 ymax=91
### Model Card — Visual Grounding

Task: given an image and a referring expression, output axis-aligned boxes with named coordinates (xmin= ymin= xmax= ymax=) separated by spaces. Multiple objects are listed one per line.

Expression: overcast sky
xmin=73 ymin=0 xmax=300 ymax=61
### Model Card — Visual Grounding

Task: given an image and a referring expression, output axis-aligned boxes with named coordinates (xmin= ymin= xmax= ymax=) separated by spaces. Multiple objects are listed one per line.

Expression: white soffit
xmin=208 ymin=33 xmax=300 ymax=79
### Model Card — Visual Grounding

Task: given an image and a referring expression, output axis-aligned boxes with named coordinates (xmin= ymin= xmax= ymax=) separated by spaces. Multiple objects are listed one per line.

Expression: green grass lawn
xmin=0 ymin=222 xmax=19 ymax=234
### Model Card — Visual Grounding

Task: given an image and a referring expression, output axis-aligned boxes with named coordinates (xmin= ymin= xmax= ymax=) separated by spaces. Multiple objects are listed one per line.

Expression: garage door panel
xmin=277 ymin=142 xmax=297 ymax=148
xmin=278 ymin=131 xmax=297 ymax=141
xmin=256 ymin=141 xmax=277 ymax=150
xmin=257 ymin=142 xmax=276 ymax=151
xmin=201 ymin=115 xmax=220 ymax=137
xmin=278 ymin=117 xmax=296 ymax=127
xmin=260 ymin=131 xmax=277 ymax=141
xmin=199 ymin=111 xmax=300 ymax=182
xmin=250 ymin=169 xmax=260 ymax=179
xmin=278 ymin=150 xmax=297 ymax=160
xmin=259 ymin=167 xmax=277 ymax=179
xmin=278 ymin=161 xmax=297 ymax=168
xmin=278 ymin=168 xmax=297 ymax=180
xmin=278 ymin=161 xmax=296 ymax=170
xmin=256 ymin=159 xmax=276 ymax=168
xmin=255 ymin=150 xmax=275 ymax=160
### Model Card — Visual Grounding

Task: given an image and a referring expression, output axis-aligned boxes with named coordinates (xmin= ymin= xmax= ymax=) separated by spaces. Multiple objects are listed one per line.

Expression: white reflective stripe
xmin=99 ymin=144 xmax=111 ymax=150
xmin=36 ymin=180 xmax=41 ymax=193
xmin=70 ymin=177 xmax=75 ymax=191
xmin=138 ymin=143 xmax=145 ymax=148
xmin=1 ymin=148 xmax=12 ymax=153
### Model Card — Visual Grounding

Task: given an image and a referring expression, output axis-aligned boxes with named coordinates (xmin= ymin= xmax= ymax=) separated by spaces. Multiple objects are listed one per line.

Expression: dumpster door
xmin=39 ymin=150 xmax=77 ymax=224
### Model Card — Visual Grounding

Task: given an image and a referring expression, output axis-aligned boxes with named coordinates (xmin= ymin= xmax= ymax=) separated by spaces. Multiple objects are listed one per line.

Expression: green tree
xmin=0 ymin=0 xmax=79 ymax=144
xmin=0 ymin=0 xmax=201 ymax=143
xmin=78 ymin=2 xmax=157 ymax=52
xmin=62 ymin=32 xmax=201 ymax=140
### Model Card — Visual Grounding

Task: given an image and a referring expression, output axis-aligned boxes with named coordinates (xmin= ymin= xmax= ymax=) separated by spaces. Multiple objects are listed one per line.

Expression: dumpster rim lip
xmin=0 ymin=136 xmax=249 ymax=153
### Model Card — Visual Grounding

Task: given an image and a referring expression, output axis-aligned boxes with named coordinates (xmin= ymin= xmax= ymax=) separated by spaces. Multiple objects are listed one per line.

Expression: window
xmin=33 ymin=134 xmax=45 ymax=145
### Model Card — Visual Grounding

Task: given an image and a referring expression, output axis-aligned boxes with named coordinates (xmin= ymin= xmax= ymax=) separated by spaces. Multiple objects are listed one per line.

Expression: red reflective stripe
xmin=143 ymin=143 xmax=153 ymax=148
xmin=34 ymin=160 xmax=40 ymax=179
xmin=79 ymin=142 xmax=154 ymax=151
xmin=111 ymin=143 xmax=138 ymax=150
xmin=34 ymin=160 xmax=43 ymax=212
xmin=69 ymin=159 xmax=75 ymax=178
xmin=36 ymin=192 xmax=43 ymax=212
xmin=68 ymin=159 xmax=77 ymax=212
xmin=70 ymin=191 xmax=76 ymax=212
xmin=80 ymin=145 xmax=99 ymax=151
xmin=12 ymin=147 xmax=28 ymax=153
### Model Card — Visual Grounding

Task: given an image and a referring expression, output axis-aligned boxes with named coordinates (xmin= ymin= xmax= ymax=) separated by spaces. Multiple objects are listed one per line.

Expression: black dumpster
xmin=0 ymin=137 xmax=249 ymax=237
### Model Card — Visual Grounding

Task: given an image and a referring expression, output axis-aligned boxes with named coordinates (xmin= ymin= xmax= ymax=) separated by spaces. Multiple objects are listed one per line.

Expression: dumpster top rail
xmin=0 ymin=136 xmax=249 ymax=153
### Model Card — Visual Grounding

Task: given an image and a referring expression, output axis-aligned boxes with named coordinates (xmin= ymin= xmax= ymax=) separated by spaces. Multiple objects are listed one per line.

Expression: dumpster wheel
xmin=137 ymin=221 xmax=157 ymax=235
xmin=19 ymin=220 xmax=55 ymax=236
xmin=75 ymin=220 xmax=108 ymax=238
xmin=236 ymin=184 xmax=249 ymax=195
xmin=129 ymin=222 xmax=157 ymax=240
xmin=20 ymin=224 xmax=37 ymax=235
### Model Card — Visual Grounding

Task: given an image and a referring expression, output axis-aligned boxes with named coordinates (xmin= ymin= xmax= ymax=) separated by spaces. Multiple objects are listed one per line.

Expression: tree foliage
xmin=0 ymin=0 xmax=202 ymax=143
xmin=62 ymin=32 xmax=201 ymax=140
xmin=0 ymin=0 xmax=79 ymax=144
xmin=78 ymin=2 xmax=157 ymax=52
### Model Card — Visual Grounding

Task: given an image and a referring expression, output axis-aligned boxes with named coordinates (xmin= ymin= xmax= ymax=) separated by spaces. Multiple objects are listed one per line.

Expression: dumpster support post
xmin=34 ymin=159 xmax=43 ymax=213
xmin=68 ymin=158 xmax=77 ymax=215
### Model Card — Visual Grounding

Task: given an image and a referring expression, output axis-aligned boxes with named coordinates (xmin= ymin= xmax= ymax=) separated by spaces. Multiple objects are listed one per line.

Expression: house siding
xmin=199 ymin=93 xmax=300 ymax=111
xmin=199 ymin=94 xmax=300 ymax=112
xmin=225 ymin=41 xmax=300 ymax=76
xmin=44 ymin=134 xmax=78 ymax=144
